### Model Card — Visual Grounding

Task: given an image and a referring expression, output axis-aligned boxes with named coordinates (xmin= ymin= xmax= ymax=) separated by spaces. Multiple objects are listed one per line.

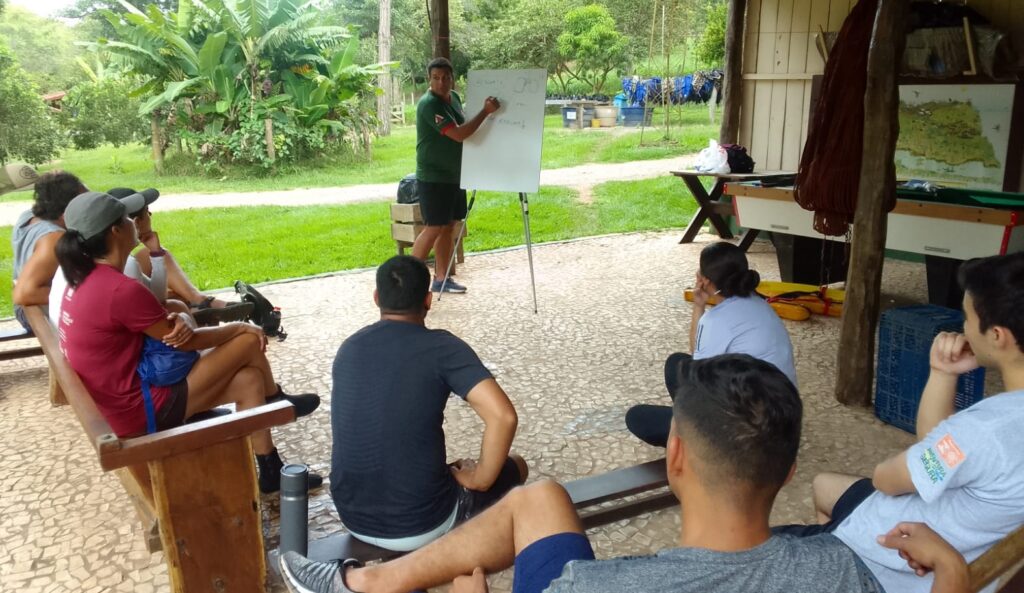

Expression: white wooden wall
xmin=739 ymin=0 xmax=1024 ymax=181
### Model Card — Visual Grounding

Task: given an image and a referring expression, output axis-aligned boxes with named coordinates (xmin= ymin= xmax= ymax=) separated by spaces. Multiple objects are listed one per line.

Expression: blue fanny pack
xmin=136 ymin=336 xmax=199 ymax=433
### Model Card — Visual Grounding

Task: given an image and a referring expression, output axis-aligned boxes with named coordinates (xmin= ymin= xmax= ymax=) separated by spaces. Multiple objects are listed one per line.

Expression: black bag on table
xmin=397 ymin=174 xmax=419 ymax=204
xmin=721 ymin=144 xmax=755 ymax=174
xmin=234 ymin=280 xmax=287 ymax=340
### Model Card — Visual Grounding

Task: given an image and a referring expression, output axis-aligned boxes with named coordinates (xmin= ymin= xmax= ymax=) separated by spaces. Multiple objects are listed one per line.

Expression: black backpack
xmin=397 ymin=173 xmax=419 ymax=204
xmin=721 ymin=144 xmax=755 ymax=174
xmin=234 ymin=280 xmax=287 ymax=341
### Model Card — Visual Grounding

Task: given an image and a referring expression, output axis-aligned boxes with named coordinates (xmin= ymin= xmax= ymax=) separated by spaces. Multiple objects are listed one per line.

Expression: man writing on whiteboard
xmin=413 ymin=57 xmax=500 ymax=294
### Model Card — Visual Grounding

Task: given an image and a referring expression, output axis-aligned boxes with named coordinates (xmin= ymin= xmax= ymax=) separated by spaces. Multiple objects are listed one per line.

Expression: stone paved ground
xmin=1 ymin=229 xmax=994 ymax=593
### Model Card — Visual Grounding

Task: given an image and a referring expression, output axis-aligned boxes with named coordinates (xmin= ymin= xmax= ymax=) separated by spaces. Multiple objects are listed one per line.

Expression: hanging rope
xmin=794 ymin=0 xmax=895 ymax=236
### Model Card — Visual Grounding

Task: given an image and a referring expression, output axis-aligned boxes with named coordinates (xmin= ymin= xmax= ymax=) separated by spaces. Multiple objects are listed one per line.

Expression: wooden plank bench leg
xmin=49 ymin=367 xmax=68 ymax=407
xmin=150 ymin=437 xmax=266 ymax=593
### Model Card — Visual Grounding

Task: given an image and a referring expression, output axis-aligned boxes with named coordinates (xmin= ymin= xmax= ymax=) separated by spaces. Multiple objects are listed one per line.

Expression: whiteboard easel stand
xmin=518 ymin=192 xmax=539 ymax=314
xmin=437 ymin=190 xmax=539 ymax=314
xmin=437 ymin=190 xmax=477 ymax=301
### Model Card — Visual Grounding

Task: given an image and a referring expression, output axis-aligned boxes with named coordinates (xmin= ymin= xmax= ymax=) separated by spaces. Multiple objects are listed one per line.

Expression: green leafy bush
xmin=61 ymin=78 xmax=147 ymax=150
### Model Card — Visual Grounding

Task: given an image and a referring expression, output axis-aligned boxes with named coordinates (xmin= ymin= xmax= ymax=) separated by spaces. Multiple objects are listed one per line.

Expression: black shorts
xmin=772 ymin=478 xmax=876 ymax=537
xmin=154 ymin=380 xmax=189 ymax=431
xmin=418 ymin=181 xmax=467 ymax=226
xmin=453 ymin=457 xmax=524 ymax=523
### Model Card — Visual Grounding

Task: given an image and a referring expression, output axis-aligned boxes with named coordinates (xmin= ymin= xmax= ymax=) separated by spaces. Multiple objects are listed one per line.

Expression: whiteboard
xmin=460 ymin=69 xmax=547 ymax=194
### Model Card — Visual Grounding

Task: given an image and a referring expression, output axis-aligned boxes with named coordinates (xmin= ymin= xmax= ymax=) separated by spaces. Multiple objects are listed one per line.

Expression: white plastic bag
xmin=693 ymin=139 xmax=730 ymax=174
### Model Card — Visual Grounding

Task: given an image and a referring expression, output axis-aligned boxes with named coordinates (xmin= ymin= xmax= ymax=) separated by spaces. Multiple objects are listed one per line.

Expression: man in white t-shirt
xmin=788 ymin=252 xmax=1024 ymax=593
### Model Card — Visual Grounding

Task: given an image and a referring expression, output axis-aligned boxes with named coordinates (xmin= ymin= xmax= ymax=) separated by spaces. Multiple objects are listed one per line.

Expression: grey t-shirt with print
xmin=544 ymin=534 xmax=882 ymax=593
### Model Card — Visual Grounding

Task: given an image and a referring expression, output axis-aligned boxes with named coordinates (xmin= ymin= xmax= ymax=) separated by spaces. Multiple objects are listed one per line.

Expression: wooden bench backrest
xmin=25 ymin=306 xmax=123 ymax=458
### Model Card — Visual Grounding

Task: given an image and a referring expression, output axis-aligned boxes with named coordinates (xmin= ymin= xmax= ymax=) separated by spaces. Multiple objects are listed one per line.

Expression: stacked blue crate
xmin=875 ymin=305 xmax=985 ymax=433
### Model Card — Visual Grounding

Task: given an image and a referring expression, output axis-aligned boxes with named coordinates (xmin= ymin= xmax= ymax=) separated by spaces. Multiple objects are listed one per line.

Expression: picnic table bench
xmin=669 ymin=170 xmax=793 ymax=248
xmin=25 ymin=305 xmax=296 ymax=593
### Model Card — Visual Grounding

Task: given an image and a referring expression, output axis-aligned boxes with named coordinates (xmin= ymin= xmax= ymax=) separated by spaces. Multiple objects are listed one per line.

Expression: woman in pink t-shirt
xmin=54 ymin=191 xmax=321 ymax=494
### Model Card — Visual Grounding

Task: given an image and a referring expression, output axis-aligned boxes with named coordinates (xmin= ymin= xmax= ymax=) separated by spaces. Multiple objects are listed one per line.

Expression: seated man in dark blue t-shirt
xmin=286 ymin=354 xmax=968 ymax=593
xmin=330 ymin=255 xmax=528 ymax=552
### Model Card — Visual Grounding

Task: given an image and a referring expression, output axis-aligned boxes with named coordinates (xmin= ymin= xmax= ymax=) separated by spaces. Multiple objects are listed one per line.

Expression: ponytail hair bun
xmin=698 ymin=242 xmax=758 ymax=298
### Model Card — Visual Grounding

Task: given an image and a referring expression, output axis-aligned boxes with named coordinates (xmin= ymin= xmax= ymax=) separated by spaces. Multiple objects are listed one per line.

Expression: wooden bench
xmin=390 ymin=203 xmax=466 ymax=263
xmin=25 ymin=305 xmax=296 ymax=593
xmin=0 ymin=325 xmax=43 ymax=362
xmin=296 ymin=458 xmax=673 ymax=566
xmin=970 ymin=523 xmax=1024 ymax=592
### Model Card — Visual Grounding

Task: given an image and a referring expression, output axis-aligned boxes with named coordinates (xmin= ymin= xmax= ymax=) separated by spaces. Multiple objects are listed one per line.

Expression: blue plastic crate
xmin=875 ymin=305 xmax=985 ymax=433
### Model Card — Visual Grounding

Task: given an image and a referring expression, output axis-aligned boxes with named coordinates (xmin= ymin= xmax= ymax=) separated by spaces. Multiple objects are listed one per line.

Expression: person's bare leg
xmin=348 ymin=480 xmax=583 ymax=593
xmin=135 ymin=249 xmax=210 ymax=305
xmin=185 ymin=331 xmax=277 ymax=406
xmin=186 ymin=366 xmax=273 ymax=453
xmin=812 ymin=472 xmax=864 ymax=524
xmin=161 ymin=251 xmax=207 ymax=304
xmin=412 ymin=225 xmax=444 ymax=261
xmin=433 ymin=225 xmax=454 ymax=281
xmin=165 ymin=298 xmax=191 ymax=316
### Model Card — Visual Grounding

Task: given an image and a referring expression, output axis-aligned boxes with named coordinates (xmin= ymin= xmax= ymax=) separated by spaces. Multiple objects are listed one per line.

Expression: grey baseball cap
xmin=64 ymin=191 xmax=146 ymax=240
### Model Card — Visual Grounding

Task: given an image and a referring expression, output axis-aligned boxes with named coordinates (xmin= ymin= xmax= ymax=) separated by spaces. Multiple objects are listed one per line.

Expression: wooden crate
xmin=389 ymin=203 xmax=466 ymax=263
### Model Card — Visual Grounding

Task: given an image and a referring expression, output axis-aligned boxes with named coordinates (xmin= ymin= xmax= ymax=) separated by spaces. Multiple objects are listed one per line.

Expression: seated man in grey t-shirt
xmin=281 ymin=354 xmax=968 ymax=593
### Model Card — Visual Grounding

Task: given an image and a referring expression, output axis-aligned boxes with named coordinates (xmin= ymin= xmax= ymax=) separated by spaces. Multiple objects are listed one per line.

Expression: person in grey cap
xmin=106 ymin=187 xmax=253 ymax=325
xmin=52 ymin=191 xmax=323 ymax=494
xmin=11 ymin=171 xmax=87 ymax=332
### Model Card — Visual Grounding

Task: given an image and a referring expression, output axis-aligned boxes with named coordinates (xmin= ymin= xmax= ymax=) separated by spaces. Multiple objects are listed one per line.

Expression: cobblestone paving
xmin=2 ymin=230 xmax=985 ymax=593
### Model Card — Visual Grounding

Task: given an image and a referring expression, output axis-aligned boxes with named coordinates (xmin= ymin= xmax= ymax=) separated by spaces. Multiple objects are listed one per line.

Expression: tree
xmin=694 ymin=0 xmax=727 ymax=67
xmin=61 ymin=77 xmax=147 ymax=149
xmin=0 ymin=6 xmax=86 ymax=92
xmin=0 ymin=42 xmax=62 ymax=165
xmin=475 ymin=0 xmax=576 ymax=93
xmin=557 ymin=4 xmax=628 ymax=94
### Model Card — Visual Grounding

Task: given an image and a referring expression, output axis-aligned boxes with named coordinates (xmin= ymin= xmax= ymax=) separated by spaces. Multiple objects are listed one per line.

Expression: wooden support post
xmin=429 ymin=0 xmax=450 ymax=60
xmin=834 ymin=0 xmax=909 ymax=407
xmin=719 ymin=0 xmax=747 ymax=144
xmin=264 ymin=118 xmax=275 ymax=161
xmin=151 ymin=437 xmax=265 ymax=593
xmin=377 ymin=0 xmax=392 ymax=136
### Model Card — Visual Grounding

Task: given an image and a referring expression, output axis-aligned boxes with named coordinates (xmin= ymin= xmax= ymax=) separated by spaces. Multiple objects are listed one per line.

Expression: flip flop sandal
xmin=191 ymin=301 xmax=255 ymax=326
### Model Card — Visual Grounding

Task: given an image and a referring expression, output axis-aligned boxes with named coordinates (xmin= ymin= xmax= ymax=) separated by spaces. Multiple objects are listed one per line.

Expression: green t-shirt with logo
xmin=416 ymin=90 xmax=466 ymax=184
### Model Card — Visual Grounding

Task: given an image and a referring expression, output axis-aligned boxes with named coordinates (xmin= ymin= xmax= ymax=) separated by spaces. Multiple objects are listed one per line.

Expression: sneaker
xmin=431 ymin=278 xmax=467 ymax=293
xmin=280 ymin=552 xmax=362 ymax=593
xmin=267 ymin=385 xmax=320 ymax=418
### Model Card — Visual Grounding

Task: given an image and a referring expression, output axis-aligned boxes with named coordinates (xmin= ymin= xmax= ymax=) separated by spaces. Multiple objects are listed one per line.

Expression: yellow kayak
xmin=683 ymin=281 xmax=845 ymax=321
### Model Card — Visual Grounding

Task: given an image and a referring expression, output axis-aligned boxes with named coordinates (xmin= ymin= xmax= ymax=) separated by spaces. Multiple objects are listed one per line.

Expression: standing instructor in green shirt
xmin=412 ymin=57 xmax=500 ymax=294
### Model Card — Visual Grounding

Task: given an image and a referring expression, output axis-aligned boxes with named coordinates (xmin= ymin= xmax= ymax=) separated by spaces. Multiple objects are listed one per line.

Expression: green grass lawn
xmin=1 ymin=104 xmax=721 ymax=201
xmin=0 ymin=175 xmax=698 ymax=317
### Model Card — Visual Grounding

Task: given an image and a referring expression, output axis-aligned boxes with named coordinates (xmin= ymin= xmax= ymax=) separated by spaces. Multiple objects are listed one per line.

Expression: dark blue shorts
xmin=512 ymin=532 xmax=595 ymax=593
xmin=772 ymin=477 xmax=875 ymax=537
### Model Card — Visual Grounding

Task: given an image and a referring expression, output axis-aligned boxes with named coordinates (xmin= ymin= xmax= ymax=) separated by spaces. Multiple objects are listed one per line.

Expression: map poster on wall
xmin=896 ymin=84 xmax=1016 ymax=191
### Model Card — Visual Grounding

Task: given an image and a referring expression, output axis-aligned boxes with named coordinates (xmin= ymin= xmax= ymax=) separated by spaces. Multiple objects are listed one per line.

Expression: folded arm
xmin=13 ymin=232 xmax=63 ymax=306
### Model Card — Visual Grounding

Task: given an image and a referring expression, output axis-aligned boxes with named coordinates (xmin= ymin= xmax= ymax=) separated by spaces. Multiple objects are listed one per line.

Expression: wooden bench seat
xmin=25 ymin=305 xmax=296 ymax=593
xmin=294 ymin=458 xmax=674 ymax=567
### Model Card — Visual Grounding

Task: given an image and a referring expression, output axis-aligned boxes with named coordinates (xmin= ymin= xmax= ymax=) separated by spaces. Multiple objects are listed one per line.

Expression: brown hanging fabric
xmin=795 ymin=0 xmax=896 ymax=236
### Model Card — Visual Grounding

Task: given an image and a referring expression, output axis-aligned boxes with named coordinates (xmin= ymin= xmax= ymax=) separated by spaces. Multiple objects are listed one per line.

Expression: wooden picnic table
xmin=670 ymin=170 xmax=794 ymax=248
